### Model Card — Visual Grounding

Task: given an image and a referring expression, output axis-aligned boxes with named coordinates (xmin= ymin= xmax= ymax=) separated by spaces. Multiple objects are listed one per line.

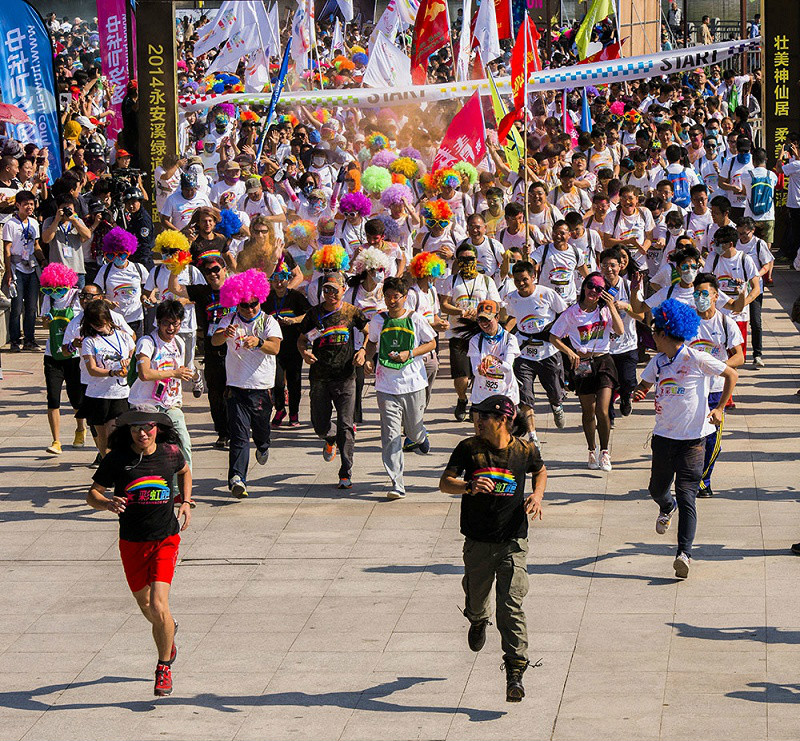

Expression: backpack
xmin=667 ymin=168 xmax=691 ymax=208
xmin=748 ymin=172 xmax=774 ymax=216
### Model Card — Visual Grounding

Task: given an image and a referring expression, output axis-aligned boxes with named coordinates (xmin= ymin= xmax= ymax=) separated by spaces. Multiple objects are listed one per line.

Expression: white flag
xmin=456 ymin=0 xmax=473 ymax=81
xmin=363 ymin=32 xmax=412 ymax=88
xmin=337 ymin=0 xmax=354 ymax=22
xmin=331 ymin=17 xmax=345 ymax=55
xmin=396 ymin=0 xmax=420 ymax=27
xmin=244 ymin=49 xmax=271 ymax=92
xmin=473 ymin=0 xmax=502 ymax=64
xmin=369 ymin=1 xmax=400 ymax=51
xmin=265 ymin=3 xmax=282 ymax=59
xmin=194 ymin=0 xmax=246 ymax=57
xmin=291 ymin=3 xmax=311 ymax=71
xmin=207 ymin=22 xmax=261 ymax=75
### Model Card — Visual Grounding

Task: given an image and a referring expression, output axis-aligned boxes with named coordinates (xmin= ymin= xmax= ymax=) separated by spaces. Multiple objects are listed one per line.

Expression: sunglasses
xmin=203 ymin=265 xmax=222 ymax=275
xmin=131 ymin=423 xmax=157 ymax=433
xmin=680 ymin=263 xmax=699 ymax=271
xmin=586 ymin=283 xmax=605 ymax=293
xmin=41 ymin=287 xmax=69 ymax=296
xmin=272 ymin=271 xmax=291 ymax=281
xmin=425 ymin=218 xmax=450 ymax=228
xmin=322 ymin=285 xmax=340 ymax=294
xmin=110 ymin=251 xmax=128 ymax=259
xmin=458 ymin=256 xmax=477 ymax=263
xmin=79 ymin=291 xmax=102 ymax=299
xmin=693 ymin=289 xmax=711 ymax=298
xmin=239 ymin=300 xmax=260 ymax=309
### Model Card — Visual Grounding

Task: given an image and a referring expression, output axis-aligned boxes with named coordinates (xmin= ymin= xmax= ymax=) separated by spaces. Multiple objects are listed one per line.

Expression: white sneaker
xmin=552 ymin=404 xmax=566 ymax=429
xmin=525 ymin=430 xmax=540 ymax=449
xmin=753 ymin=356 xmax=765 ymax=369
xmin=599 ymin=449 xmax=612 ymax=472
xmin=673 ymin=552 xmax=691 ymax=578
xmin=588 ymin=448 xmax=600 ymax=470
xmin=386 ymin=488 xmax=406 ymax=500
xmin=656 ymin=501 xmax=678 ymax=534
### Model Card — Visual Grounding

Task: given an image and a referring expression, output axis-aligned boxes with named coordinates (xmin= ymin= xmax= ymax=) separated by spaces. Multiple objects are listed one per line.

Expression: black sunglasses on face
xmin=239 ymin=300 xmax=259 ymax=309
xmin=204 ymin=265 xmax=222 ymax=275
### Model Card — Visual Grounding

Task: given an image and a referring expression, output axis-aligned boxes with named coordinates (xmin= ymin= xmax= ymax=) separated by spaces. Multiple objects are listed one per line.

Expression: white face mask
xmin=668 ymin=226 xmax=683 ymax=237
xmin=680 ymin=266 xmax=699 ymax=283
xmin=312 ymin=158 xmax=326 ymax=168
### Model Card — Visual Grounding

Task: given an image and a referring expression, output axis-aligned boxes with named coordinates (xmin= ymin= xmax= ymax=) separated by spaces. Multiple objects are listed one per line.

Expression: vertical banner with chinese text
xmin=97 ymin=0 xmax=130 ymax=142
xmin=0 ymin=0 xmax=62 ymax=182
xmin=136 ymin=0 xmax=178 ymax=222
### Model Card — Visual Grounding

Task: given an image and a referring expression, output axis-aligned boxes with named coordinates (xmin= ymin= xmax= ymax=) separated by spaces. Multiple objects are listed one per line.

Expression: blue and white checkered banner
xmin=180 ymin=37 xmax=761 ymax=112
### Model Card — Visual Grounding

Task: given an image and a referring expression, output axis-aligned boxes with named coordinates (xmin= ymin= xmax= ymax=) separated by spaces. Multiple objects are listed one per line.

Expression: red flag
xmin=433 ymin=91 xmax=487 ymax=170
xmin=497 ymin=15 xmax=535 ymax=142
xmin=471 ymin=52 xmax=485 ymax=80
xmin=577 ymin=40 xmax=623 ymax=65
xmin=528 ymin=21 xmax=542 ymax=72
xmin=411 ymin=0 xmax=451 ymax=85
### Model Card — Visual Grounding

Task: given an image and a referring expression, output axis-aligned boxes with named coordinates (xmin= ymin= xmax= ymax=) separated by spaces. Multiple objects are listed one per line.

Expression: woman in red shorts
xmin=87 ymin=405 xmax=192 ymax=697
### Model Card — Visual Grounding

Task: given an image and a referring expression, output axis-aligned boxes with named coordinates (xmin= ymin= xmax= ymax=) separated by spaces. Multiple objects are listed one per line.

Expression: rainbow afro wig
xmin=419 ymin=173 xmax=438 ymax=194
xmin=453 ymin=162 xmax=478 ymax=187
xmin=380 ymin=183 xmax=414 ymax=209
xmin=362 ymin=165 xmax=392 ymax=194
xmin=652 ymin=298 xmax=701 ymax=341
xmin=102 ymin=226 xmax=138 ymax=255
xmin=312 ymin=244 xmax=350 ymax=271
xmin=421 ymin=199 xmax=453 ymax=222
xmin=220 ymin=268 xmax=270 ymax=308
xmin=410 ymin=252 xmax=447 ymax=279
xmin=240 ymin=110 xmax=260 ymax=124
xmin=366 ymin=132 xmax=388 ymax=152
xmin=154 ymin=230 xmax=190 ymax=254
xmin=40 ymin=263 xmax=77 ymax=288
xmin=435 ymin=168 xmax=462 ymax=190
xmin=288 ymin=220 xmax=318 ymax=244
xmin=390 ymin=157 xmax=420 ymax=180
xmin=352 ymin=246 xmax=394 ymax=274
xmin=339 ymin=191 xmax=372 ymax=218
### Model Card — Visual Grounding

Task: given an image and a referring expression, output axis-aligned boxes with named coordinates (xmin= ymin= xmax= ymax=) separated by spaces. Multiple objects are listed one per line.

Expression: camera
xmin=62 ymin=206 xmax=73 ymax=218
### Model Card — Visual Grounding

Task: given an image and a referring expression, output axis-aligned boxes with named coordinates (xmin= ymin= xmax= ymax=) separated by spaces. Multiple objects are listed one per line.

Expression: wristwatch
xmin=258 ymin=338 xmax=265 ymax=349
xmin=465 ymin=480 xmax=473 ymax=495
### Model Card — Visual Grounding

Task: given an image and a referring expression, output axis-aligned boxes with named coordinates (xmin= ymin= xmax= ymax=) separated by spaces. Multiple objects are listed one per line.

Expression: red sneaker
xmin=154 ymin=663 xmax=173 ymax=696
xmin=271 ymin=410 xmax=286 ymax=428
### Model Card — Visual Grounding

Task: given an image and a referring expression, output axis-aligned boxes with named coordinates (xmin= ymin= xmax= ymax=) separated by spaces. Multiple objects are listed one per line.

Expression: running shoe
xmin=454 ymin=398 xmax=468 ymax=422
xmin=337 ymin=477 xmax=352 ymax=490
xmin=289 ymin=414 xmax=300 ymax=427
xmin=213 ymin=436 xmax=228 ymax=450
xmin=673 ymin=552 xmax=691 ymax=579
xmin=323 ymin=441 xmax=337 ymax=462
xmin=72 ymin=428 xmax=86 ymax=447
xmin=414 ymin=435 xmax=431 ymax=455
xmin=192 ymin=375 xmax=204 ymax=398
xmin=697 ymin=486 xmax=713 ymax=498
xmin=23 ymin=342 xmax=42 ymax=352
xmin=402 ymin=437 xmax=418 ymax=452
xmin=46 ymin=441 xmax=62 ymax=455
xmin=552 ymin=404 xmax=566 ymax=428
xmin=753 ymin=356 xmax=765 ymax=369
xmin=154 ymin=663 xmax=173 ymax=696
xmin=467 ymin=619 xmax=490 ymax=652
xmin=587 ymin=448 xmax=600 ymax=470
xmin=9 ymin=343 xmax=21 ymax=353
xmin=620 ymin=397 xmax=632 ymax=416
xmin=599 ymin=450 xmax=612 ymax=472
xmin=656 ymin=501 xmax=678 ymax=535
xmin=271 ymin=410 xmax=286 ymax=428
xmin=526 ymin=430 xmax=540 ymax=450
xmin=255 ymin=448 xmax=270 ymax=466
xmin=791 ymin=542 xmax=800 ymax=555
xmin=230 ymin=476 xmax=248 ymax=498
xmin=386 ymin=488 xmax=405 ymax=500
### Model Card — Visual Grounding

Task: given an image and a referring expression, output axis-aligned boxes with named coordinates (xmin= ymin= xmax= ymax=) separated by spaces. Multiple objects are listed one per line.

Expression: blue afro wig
xmin=652 ymin=298 xmax=701 ymax=342
xmin=215 ymin=209 xmax=243 ymax=239
xmin=308 ymin=129 xmax=321 ymax=144
xmin=352 ymin=52 xmax=368 ymax=66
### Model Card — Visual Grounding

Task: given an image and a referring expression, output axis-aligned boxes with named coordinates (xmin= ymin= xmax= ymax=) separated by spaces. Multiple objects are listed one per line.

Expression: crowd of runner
xmin=0 ymin=8 xmax=791 ymax=704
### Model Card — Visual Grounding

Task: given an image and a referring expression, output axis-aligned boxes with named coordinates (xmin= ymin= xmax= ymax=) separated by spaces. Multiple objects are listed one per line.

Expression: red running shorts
xmin=118 ymin=533 xmax=180 ymax=593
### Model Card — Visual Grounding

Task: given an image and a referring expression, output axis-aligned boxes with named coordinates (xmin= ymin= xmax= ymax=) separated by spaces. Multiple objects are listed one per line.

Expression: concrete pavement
xmin=0 ymin=267 xmax=799 ymax=741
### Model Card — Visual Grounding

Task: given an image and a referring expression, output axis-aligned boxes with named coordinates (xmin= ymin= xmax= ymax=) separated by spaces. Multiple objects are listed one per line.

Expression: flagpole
xmin=522 ymin=13 xmax=529 ymax=260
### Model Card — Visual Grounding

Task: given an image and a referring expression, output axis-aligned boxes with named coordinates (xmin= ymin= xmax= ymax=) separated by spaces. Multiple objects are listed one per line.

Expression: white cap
xmin=75 ymin=116 xmax=96 ymax=131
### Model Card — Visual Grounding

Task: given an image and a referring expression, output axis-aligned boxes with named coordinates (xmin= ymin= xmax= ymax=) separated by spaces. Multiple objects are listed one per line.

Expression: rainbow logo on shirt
xmin=198 ymin=250 xmax=222 ymax=261
xmin=549 ymin=266 xmax=571 ymax=286
xmin=577 ymin=321 xmax=605 ymax=344
xmin=520 ymin=314 xmax=543 ymax=332
xmin=689 ymin=338 xmax=717 ymax=355
xmin=472 ymin=467 xmax=517 ymax=495
xmin=319 ymin=325 xmax=350 ymax=345
xmin=657 ymin=378 xmax=686 ymax=396
xmin=114 ymin=283 xmax=138 ymax=298
xmin=276 ymin=309 xmax=296 ymax=319
xmin=124 ymin=476 xmax=171 ymax=504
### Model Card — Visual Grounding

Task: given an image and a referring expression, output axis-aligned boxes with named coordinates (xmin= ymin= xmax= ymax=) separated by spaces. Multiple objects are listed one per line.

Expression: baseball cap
xmin=116 ymin=149 xmax=131 ymax=158
xmin=223 ymin=160 xmax=241 ymax=171
xmin=180 ymin=172 xmax=198 ymax=188
xmin=245 ymin=177 xmax=262 ymax=193
xmin=470 ymin=395 xmax=516 ymax=419
xmin=75 ymin=115 xmax=96 ymax=130
xmin=308 ymin=188 xmax=327 ymax=201
xmin=476 ymin=299 xmax=500 ymax=319
xmin=322 ymin=271 xmax=346 ymax=288
xmin=187 ymin=155 xmax=203 ymax=166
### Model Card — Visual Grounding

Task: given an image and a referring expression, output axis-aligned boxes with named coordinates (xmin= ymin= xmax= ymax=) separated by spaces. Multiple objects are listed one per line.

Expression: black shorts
xmin=570 ymin=353 xmax=618 ymax=397
xmin=82 ymin=396 xmax=129 ymax=427
xmin=44 ymin=355 xmax=85 ymax=411
xmin=513 ymin=354 xmax=566 ymax=408
xmin=448 ymin=337 xmax=472 ymax=379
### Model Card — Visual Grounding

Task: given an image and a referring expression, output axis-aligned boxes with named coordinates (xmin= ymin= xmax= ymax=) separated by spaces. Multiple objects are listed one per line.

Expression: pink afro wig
xmin=371 ymin=149 xmax=398 ymax=169
xmin=380 ymin=183 xmax=414 ymax=209
xmin=40 ymin=262 xmax=78 ymax=288
xmin=102 ymin=226 xmax=138 ymax=255
xmin=217 ymin=103 xmax=236 ymax=118
xmin=219 ymin=268 xmax=270 ymax=308
xmin=339 ymin=191 xmax=372 ymax=218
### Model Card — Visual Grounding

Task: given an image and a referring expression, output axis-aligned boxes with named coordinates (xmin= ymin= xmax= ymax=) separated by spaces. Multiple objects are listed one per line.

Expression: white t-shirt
xmin=128 ymin=333 xmax=185 ymax=408
xmin=406 ymin=283 xmax=441 ymax=326
xmin=64 ymin=309 xmax=133 ymax=384
xmin=154 ymin=166 xmax=180 ymax=214
xmin=683 ymin=209 xmax=714 ymax=246
xmin=209 ymin=178 xmax=246 ymax=206
xmin=607 ymin=277 xmax=642 ymax=355
xmin=708 ymin=250 xmax=759 ymax=322
xmin=468 ymin=329 xmax=521 ymax=404
xmin=601 ymin=208 xmax=655 ymax=270
xmin=2 ymin=216 xmax=40 ymax=274
xmin=217 ymin=310 xmax=282 ymax=389
xmin=689 ymin=312 xmax=742 ymax=393
xmin=721 ymin=157 xmax=754 ymax=209
xmin=96 ymin=261 xmax=150 ymax=322
xmin=498 ymin=227 xmax=535 ymax=256
xmin=737 ymin=237 xmax=773 ymax=272
xmin=696 ymin=157 xmax=723 ymax=201
xmin=81 ymin=329 xmax=136 ymax=399
xmin=641 ymin=345 xmax=728 ymax=439
xmin=442 ymin=273 xmax=501 ymax=339
xmin=144 ymin=263 xmax=204 ymax=333
xmin=505 ymin=287 xmax=567 ymax=361
xmin=646 ymin=283 xmax=695 ymax=309
xmin=568 ymin=228 xmax=603 ymax=274
xmin=532 ymin=243 xmax=585 ymax=304
xmin=782 ymin=158 xmax=800 ymax=209
xmin=551 ymin=303 xmax=615 ymax=355
xmin=461 ymin=237 xmax=505 ymax=282
xmin=368 ymin=310 xmax=436 ymax=395
xmin=548 ymin=185 xmax=592 ymax=215
xmin=161 ymin=191 xmax=212 ymax=231
xmin=528 ymin=205 xmax=564 ymax=244
xmin=742 ymin=167 xmax=778 ymax=221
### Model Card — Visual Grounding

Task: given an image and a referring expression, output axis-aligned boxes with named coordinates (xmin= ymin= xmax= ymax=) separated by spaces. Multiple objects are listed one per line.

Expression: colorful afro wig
xmin=339 ymin=191 xmax=372 ymax=218
xmin=371 ymin=149 xmax=398 ymax=169
xmin=352 ymin=52 xmax=368 ymax=67
xmin=312 ymin=108 xmax=331 ymax=124
xmin=366 ymin=132 xmax=388 ymax=152
xmin=419 ymin=173 xmax=438 ymax=194
xmin=164 ymin=250 xmax=193 ymax=276
xmin=380 ymin=183 xmax=414 ymax=209
xmin=219 ymin=268 xmax=270 ymax=308
xmin=421 ymin=199 xmax=453 ymax=222
xmin=154 ymin=230 xmax=190 ymax=254
xmin=435 ymin=168 xmax=462 ymax=190
xmin=347 ymin=169 xmax=362 ymax=192
xmin=410 ymin=252 xmax=447 ymax=279
xmin=101 ymin=226 xmax=138 ymax=255
xmin=652 ymin=298 xmax=701 ymax=341
xmin=399 ymin=147 xmax=422 ymax=159
xmin=311 ymin=244 xmax=350 ymax=271
xmin=215 ymin=209 xmax=244 ymax=239
xmin=287 ymin=219 xmax=318 ymax=244
xmin=240 ymin=110 xmax=260 ymax=124
xmin=453 ymin=162 xmax=478 ymax=187
xmin=352 ymin=246 xmax=394 ymax=274
xmin=40 ymin=262 xmax=77 ymax=288
xmin=390 ymin=156 xmax=420 ymax=180
xmin=391 ymin=173 xmax=407 ymax=185
xmin=362 ymin=165 xmax=392 ymax=194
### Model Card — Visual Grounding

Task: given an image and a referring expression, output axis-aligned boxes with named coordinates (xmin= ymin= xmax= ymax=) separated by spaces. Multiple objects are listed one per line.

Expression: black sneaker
xmin=791 ymin=542 xmax=800 ymax=555
xmin=9 ymin=343 xmax=21 ymax=353
xmin=620 ymin=397 xmax=632 ymax=416
xmin=697 ymin=486 xmax=713 ymax=498
xmin=454 ymin=398 xmax=468 ymax=422
xmin=213 ymin=436 xmax=228 ymax=450
xmin=504 ymin=659 xmax=529 ymax=702
xmin=468 ymin=619 xmax=490 ymax=652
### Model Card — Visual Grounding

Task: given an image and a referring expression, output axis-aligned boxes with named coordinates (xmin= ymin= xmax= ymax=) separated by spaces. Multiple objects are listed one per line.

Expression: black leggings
xmin=274 ymin=352 xmax=303 ymax=416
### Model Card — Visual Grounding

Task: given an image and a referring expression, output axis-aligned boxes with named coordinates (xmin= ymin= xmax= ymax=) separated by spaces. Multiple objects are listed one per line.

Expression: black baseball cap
xmin=470 ymin=395 xmax=516 ymax=418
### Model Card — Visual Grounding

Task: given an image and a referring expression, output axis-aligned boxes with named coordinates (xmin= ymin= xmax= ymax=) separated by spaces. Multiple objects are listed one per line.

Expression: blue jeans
xmin=648 ymin=434 xmax=704 ymax=557
xmin=225 ymin=386 xmax=272 ymax=486
xmin=9 ymin=270 xmax=40 ymax=345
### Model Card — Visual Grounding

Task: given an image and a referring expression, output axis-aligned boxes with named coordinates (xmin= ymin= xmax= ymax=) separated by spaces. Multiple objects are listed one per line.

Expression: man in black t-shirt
xmin=87 ymin=407 xmax=192 ymax=697
xmin=297 ymin=271 xmax=369 ymax=489
xmin=440 ymin=394 xmax=546 ymax=703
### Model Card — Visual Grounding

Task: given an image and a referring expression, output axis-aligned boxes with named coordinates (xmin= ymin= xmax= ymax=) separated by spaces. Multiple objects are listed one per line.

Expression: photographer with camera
xmin=777 ymin=135 xmax=800 ymax=266
xmin=41 ymin=195 xmax=92 ymax=288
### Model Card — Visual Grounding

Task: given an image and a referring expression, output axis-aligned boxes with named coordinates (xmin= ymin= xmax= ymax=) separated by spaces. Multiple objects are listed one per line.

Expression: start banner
xmin=179 ymin=37 xmax=761 ymax=112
